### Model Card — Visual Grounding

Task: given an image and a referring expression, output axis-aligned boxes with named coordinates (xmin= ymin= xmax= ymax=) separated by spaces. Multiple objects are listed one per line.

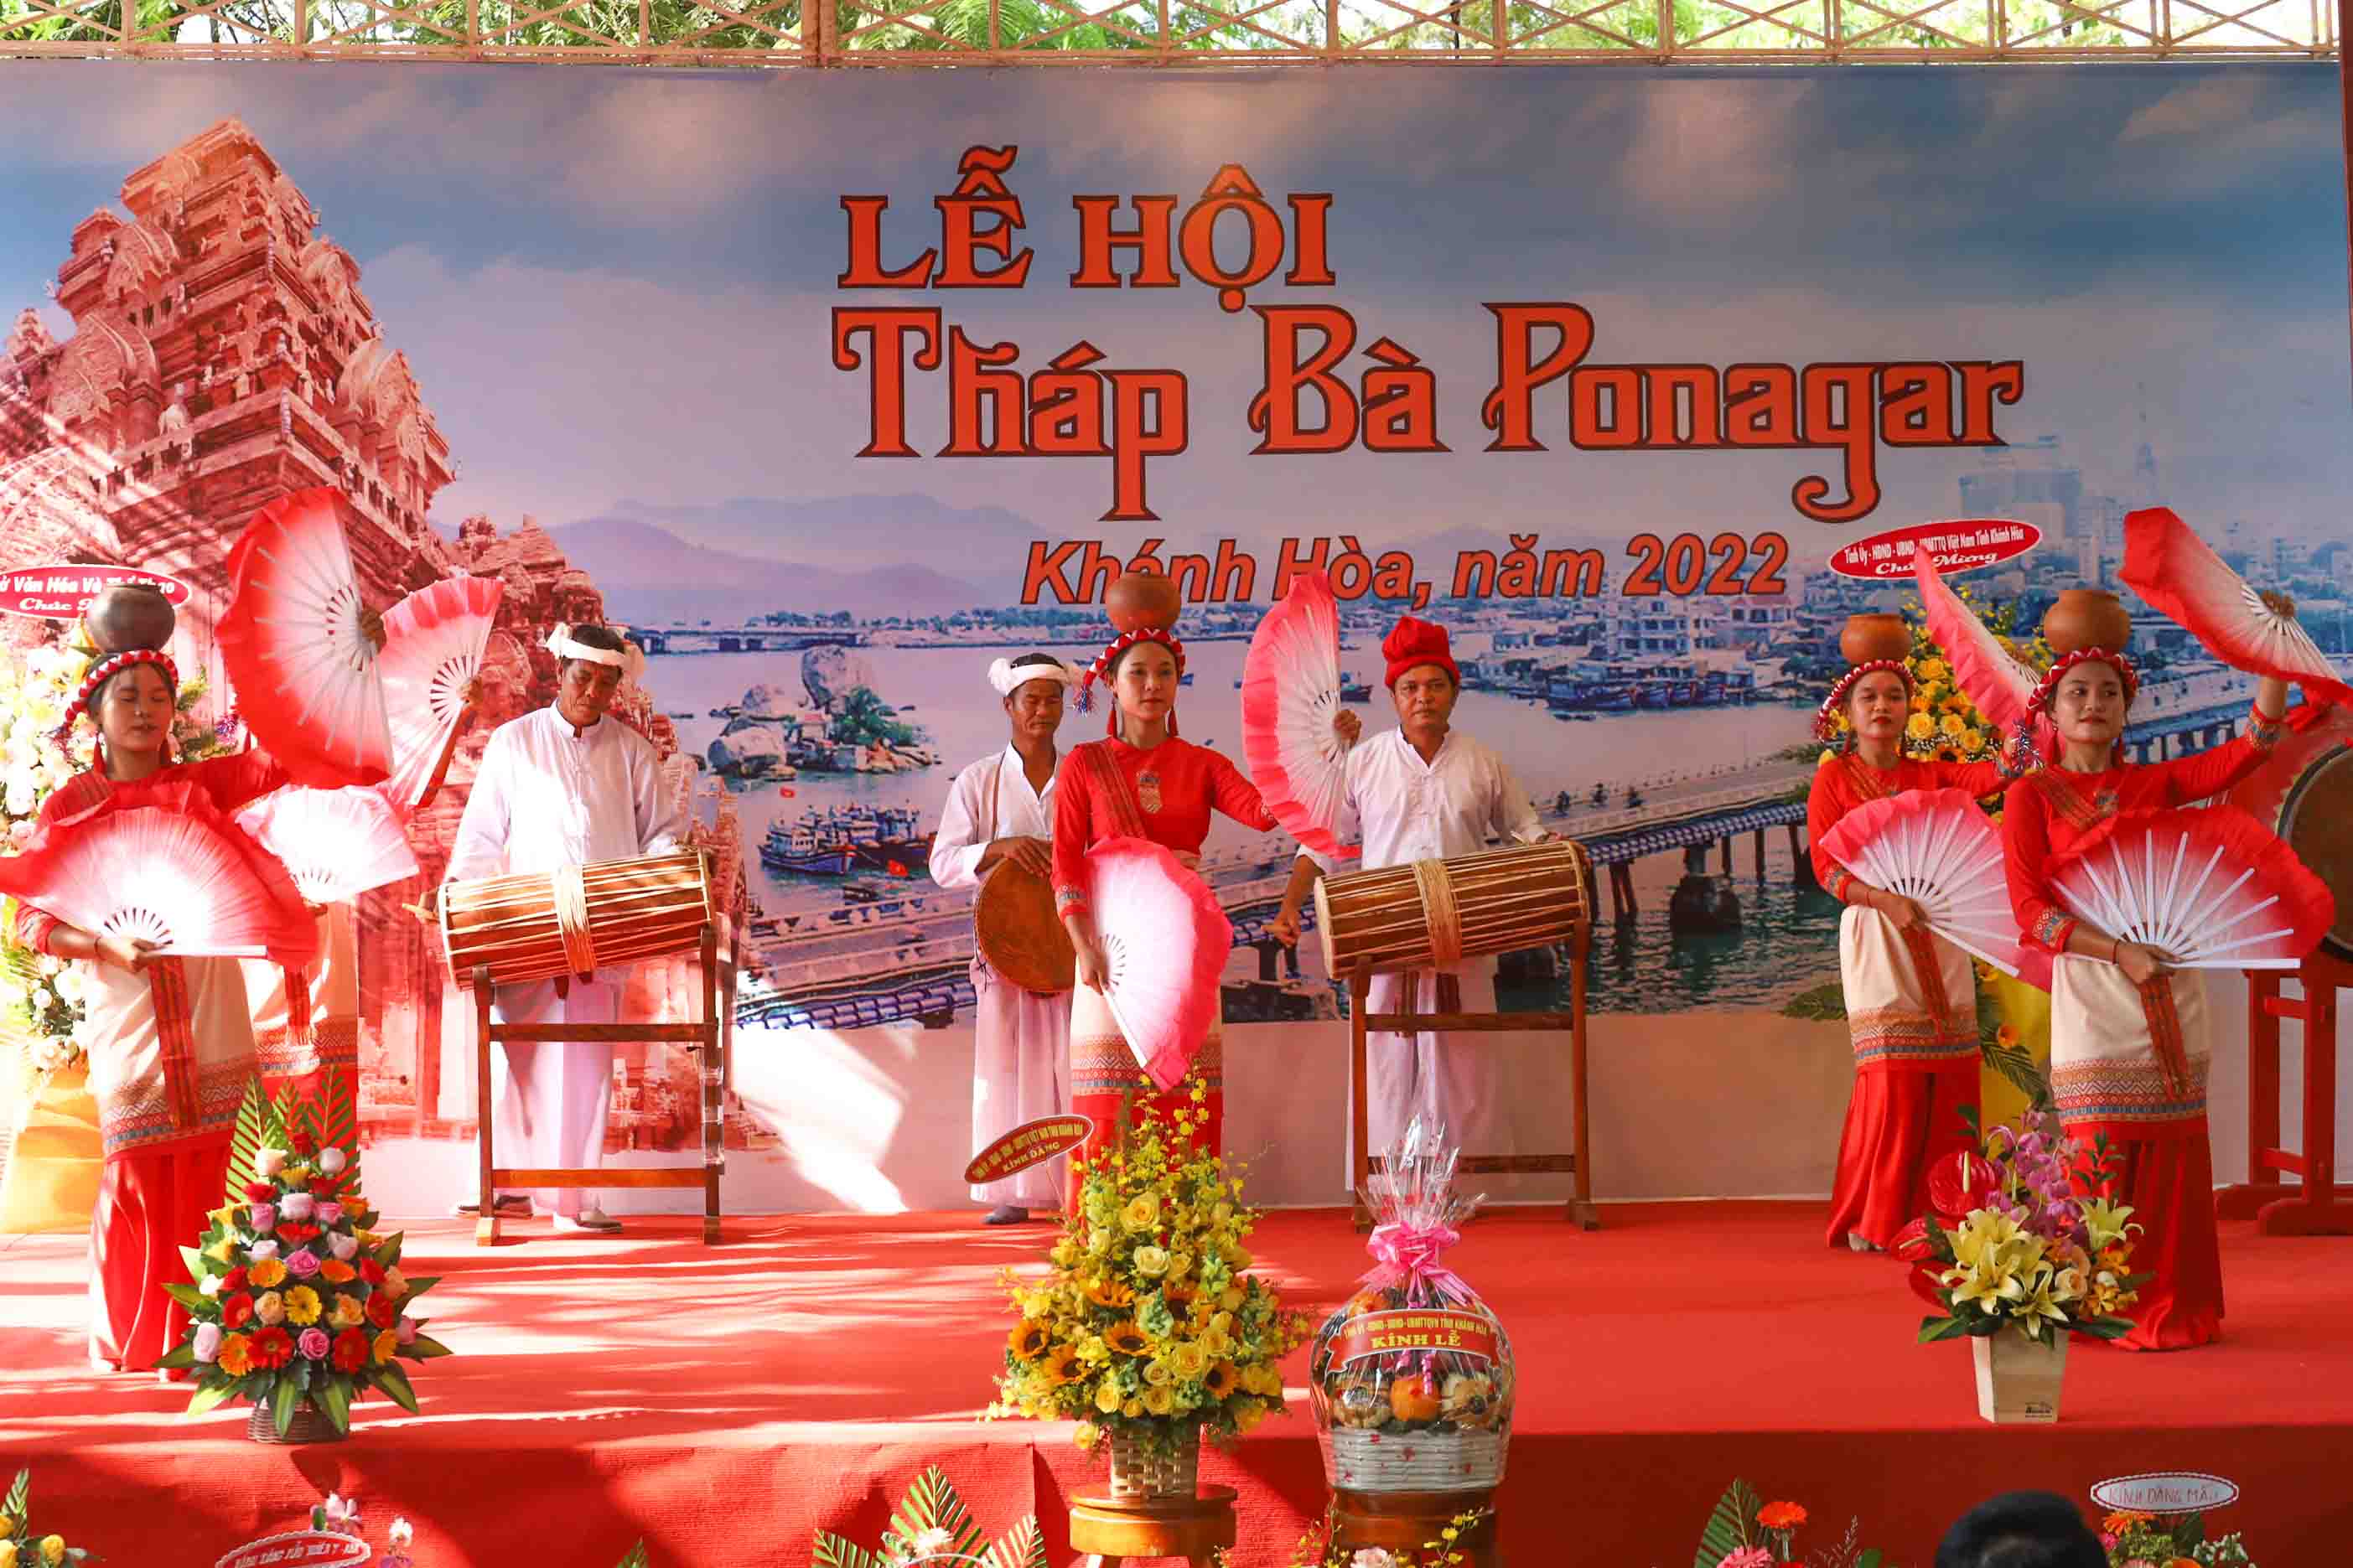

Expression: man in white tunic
xmin=446 ymin=624 xmax=686 ymax=1231
xmin=929 ymin=653 xmax=1076 ymax=1224
xmin=1271 ymin=616 xmax=1547 ymax=1172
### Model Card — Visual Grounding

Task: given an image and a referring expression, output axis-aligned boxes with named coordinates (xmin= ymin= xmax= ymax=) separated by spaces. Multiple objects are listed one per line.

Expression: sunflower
xmin=1082 ymin=1276 xmax=1136 ymax=1310
xmin=1042 ymin=1345 xmax=1084 ymax=1385
xmin=1009 ymin=1322 xmax=1050 ymax=1361
xmin=1200 ymin=1360 xmax=1240 ymax=1399
xmin=1103 ymin=1321 xmax=1151 ymax=1357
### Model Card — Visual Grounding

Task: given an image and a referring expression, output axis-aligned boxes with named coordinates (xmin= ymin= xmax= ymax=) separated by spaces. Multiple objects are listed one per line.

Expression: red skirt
xmin=1825 ymin=1059 xmax=1976 ymax=1250
xmin=89 ymin=1132 xmax=234 ymax=1372
xmin=2071 ymin=1121 xmax=2222 ymax=1352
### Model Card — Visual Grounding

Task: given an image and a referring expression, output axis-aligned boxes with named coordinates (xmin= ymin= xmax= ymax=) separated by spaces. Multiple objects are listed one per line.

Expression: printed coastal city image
xmin=4 ymin=63 xmax=2350 ymax=1169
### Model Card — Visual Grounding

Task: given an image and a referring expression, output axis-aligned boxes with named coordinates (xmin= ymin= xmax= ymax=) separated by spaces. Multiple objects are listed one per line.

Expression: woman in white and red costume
xmin=1052 ymin=577 xmax=1279 ymax=1214
xmin=1806 ymin=614 xmax=2010 ymax=1252
xmin=2001 ymin=595 xmax=2289 ymax=1350
xmin=6 ymin=603 xmax=365 ymax=1372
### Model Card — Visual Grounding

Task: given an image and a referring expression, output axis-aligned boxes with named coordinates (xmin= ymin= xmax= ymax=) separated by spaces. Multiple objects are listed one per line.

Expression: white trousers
xmin=970 ymin=961 xmax=1072 ymax=1208
xmin=1350 ymin=960 xmax=1501 ymax=1181
xmin=488 ymin=976 xmax=617 ymax=1219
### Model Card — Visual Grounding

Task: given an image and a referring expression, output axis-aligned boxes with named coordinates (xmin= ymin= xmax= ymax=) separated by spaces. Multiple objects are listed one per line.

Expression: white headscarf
xmin=547 ymin=623 xmax=647 ymax=687
xmin=988 ymin=655 xmax=1079 ymax=698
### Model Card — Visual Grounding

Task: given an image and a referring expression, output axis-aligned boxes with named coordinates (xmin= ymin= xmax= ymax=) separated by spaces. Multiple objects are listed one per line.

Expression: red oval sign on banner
xmin=0 ymin=562 xmax=191 ymax=619
xmin=1827 ymin=520 xmax=2042 ymax=581
xmin=963 ymin=1114 xmax=1093 ymax=1186
xmin=215 ymin=1530 xmax=372 ymax=1568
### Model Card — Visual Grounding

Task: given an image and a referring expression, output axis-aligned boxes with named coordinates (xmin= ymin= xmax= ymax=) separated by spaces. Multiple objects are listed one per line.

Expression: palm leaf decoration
xmin=887 ymin=1467 xmax=987 ymax=1562
xmin=1696 ymin=1478 xmax=1763 ymax=1568
xmin=983 ymin=1515 xmax=1049 ymax=1568
xmin=811 ymin=1534 xmax=882 ymax=1568
xmin=614 ymin=1544 xmax=650 ymax=1568
xmin=3 ymin=1466 xmax=29 ymax=1525
xmin=311 ymin=1063 xmax=360 ymax=1167
xmin=224 ymin=1074 xmax=285 ymax=1204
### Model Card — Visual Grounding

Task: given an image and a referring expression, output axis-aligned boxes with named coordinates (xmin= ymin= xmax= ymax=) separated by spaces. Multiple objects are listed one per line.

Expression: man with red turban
xmin=1271 ymin=615 xmax=1549 ymax=1178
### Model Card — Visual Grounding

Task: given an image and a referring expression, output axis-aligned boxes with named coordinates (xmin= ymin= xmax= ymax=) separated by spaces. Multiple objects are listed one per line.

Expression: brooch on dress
xmin=1138 ymin=771 xmax=1163 ymax=814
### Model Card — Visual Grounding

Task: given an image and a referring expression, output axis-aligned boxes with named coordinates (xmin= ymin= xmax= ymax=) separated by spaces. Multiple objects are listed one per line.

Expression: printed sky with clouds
xmin=3 ymin=62 xmax=2347 ymax=598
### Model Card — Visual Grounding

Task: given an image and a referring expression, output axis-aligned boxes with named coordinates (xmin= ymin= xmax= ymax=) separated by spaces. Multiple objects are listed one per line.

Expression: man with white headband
xmin=928 ymin=652 xmax=1077 ymax=1224
xmin=445 ymin=621 xmax=685 ymax=1232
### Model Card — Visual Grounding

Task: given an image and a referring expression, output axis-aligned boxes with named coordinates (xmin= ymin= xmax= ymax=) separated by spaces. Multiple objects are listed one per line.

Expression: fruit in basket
xmin=1388 ymin=1370 xmax=1443 ymax=1425
xmin=1333 ymin=1375 xmax=1387 ymax=1429
xmin=1442 ymin=1371 xmax=1498 ymax=1429
xmin=1344 ymin=1289 xmax=1392 ymax=1318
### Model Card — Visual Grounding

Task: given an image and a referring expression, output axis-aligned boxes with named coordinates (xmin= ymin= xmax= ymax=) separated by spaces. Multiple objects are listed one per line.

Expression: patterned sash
xmin=2034 ymin=768 xmax=2121 ymax=835
xmin=148 ymin=955 xmax=201 ymax=1135
xmin=1078 ymin=741 xmax=1153 ymax=842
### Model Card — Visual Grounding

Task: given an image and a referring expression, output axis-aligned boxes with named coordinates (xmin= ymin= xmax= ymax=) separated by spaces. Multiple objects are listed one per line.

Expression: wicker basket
xmin=1320 ymin=1425 xmax=1506 ymax=1493
xmin=246 ymin=1400 xmax=347 ymax=1445
xmin=1107 ymin=1423 xmax=1200 ymax=1499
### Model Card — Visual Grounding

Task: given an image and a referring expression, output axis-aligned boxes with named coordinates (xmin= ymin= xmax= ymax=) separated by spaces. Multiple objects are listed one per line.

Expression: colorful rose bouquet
xmin=158 ymin=1074 xmax=453 ymax=1436
xmin=1904 ymin=1110 xmax=2150 ymax=1345
xmin=0 ymin=1468 xmax=96 ymax=1568
xmin=2102 ymin=1508 xmax=2256 ymax=1567
xmin=988 ymin=1077 xmax=1310 ymax=1476
xmin=814 ymin=1467 xmax=1047 ymax=1568
xmin=1812 ymin=587 xmax=2050 ymax=770
xmin=1697 ymin=1480 xmax=1885 ymax=1568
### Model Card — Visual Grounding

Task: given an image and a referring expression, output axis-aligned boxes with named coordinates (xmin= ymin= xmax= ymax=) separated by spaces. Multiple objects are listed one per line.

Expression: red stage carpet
xmin=4 ymin=1202 xmax=2350 ymax=1565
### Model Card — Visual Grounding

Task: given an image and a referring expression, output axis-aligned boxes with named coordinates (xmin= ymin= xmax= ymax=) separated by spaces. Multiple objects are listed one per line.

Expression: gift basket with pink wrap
xmin=1308 ymin=1120 xmax=1515 ymax=1493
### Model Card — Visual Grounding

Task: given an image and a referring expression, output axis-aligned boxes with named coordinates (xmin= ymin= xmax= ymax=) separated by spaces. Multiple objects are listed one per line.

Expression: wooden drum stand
xmin=471 ymin=920 xmax=734 ymax=1245
xmin=1069 ymin=1486 xmax=1237 ymax=1568
xmin=1322 ymin=841 xmax=1599 ymax=1230
xmin=2215 ymin=949 xmax=2353 ymax=1235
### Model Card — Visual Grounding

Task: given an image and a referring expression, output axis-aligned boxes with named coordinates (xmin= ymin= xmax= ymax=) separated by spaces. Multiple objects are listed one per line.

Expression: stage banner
xmin=2 ymin=62 xmax=2347 ymax=1214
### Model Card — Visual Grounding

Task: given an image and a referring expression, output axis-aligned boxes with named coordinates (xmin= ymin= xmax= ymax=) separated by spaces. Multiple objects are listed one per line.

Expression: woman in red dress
xmin=1053 ymin=592 xmax=1279 ymax=1211
xmin=8 ymin=643 xmax=310 ymax=1372
xmin=2002 ymin=597 xmax=2288 ymax=1350
xmin=1807 ymin=617 xmax=2009 ymax=1251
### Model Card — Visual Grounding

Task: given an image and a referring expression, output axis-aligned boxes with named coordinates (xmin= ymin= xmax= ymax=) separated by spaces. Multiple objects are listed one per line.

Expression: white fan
xmin=1815 ymin=788 xmax=2031 ymax=977
xmin=1241 ymin=570 xmax=1355 ymax=860
xmin=2050 ymin=806 xmax=2335 ymax=970
xmin=378 ymin=575 xmax=502 ymax=809
xmin=217 ymin=486 xmax=394 ymax=788
xmin=1086 ymin=836 xmax=1231 ymax=1093
xmin=0 ymin=807 xmax=312 ymax=959
xmin=235 ymin=786 xmax=421 ymax=905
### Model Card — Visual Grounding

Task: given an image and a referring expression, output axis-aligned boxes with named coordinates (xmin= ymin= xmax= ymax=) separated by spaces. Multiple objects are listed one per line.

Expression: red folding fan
xmin=1241 ymin=569 xmax=1356 ymax=860
xmin=1915 ymin=552 xmax=2050 ymax=749
xmin=1817 ymin=788 xmax=2034 ymax=978
xmin=377 ymin=575 xmax=502 ymax=810
xmin=0 ymin=806 xmax=317 ymax=962
xmin=2049 ymin=805 xmax=2334 ymax=970
xmin=1086 ymin=836 xmax=1232 ymax=1093
xmin=2122 ymin=506 xmax=2353 ymax=706
xmin=235 ymin=786 xmax=421 ymax=905
xmin=217 ymin=487 xmax=393 ymax=788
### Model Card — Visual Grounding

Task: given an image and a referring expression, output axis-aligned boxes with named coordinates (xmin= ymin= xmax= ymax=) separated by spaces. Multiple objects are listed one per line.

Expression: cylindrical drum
xmin=440 ymin=849 xmax=713 ymax=990
xmin=1314 ymin=839 xmax=1592 ymax=977
xmin=2229 ymin=710 xmax=2353 ymax=964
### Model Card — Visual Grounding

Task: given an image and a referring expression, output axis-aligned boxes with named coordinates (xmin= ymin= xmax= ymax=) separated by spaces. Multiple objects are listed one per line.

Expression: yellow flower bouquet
xmin=988 ymin=1076 xmax=1309 ymax=1492
xmin=0 ymin=1467 xmax=93 ymax=1567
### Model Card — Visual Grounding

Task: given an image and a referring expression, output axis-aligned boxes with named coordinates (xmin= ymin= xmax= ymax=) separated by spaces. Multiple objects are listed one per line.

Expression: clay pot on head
xmin=1839 ymin=613 xmax=1911 ymax=667
xmin=2043 ymin=589 xmax=2132 ymax=657
xmin=83 ymin=582 xmax=176 ymax=654
xmin=1105 ymin=570 xmax=1182 ymax=634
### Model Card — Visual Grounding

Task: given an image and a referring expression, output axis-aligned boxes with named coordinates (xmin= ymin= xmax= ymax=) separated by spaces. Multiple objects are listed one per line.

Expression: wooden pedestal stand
xmin=2215 ymin=949 xmax=2353 ymax=1235
xmin=471 ymin=920 xmax=733 ymax=1245
xmin=1346 ymin=950 xmax=1595 ymax=1230
xmin=1070 ymin=1486 xmax=1236 ymax=1568
xmin=1333 ymin=1489 xmax=1501 ymax=1568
